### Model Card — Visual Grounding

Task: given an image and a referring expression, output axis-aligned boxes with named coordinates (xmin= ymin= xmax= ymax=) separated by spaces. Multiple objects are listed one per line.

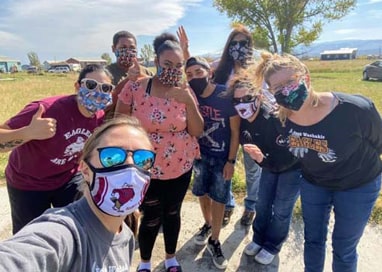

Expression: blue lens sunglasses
xmin=97 ymin=146 xmax=156 ymax=170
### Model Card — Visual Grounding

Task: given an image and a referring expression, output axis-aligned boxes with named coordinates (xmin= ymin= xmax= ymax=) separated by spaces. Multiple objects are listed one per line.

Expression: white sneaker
xmin=244 ymin=241 xmax=262 ymax=256
xmin=254 ymin=248 xmax=275 ymax=265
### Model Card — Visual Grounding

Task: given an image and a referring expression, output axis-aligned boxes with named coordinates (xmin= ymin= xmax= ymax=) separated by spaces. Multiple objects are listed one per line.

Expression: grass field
xmin=1 ymin=59 xmax=382 ymax=223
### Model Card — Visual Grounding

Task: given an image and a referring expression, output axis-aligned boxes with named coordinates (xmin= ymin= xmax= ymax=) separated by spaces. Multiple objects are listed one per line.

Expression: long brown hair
xmin=214 ymin=24 xmax=253 ymax=85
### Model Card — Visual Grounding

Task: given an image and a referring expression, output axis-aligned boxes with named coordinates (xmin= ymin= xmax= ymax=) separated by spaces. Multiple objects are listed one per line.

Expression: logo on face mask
xmin=273 ymin=80 xmax=308 ymax=111
xmin=115 ymin=48 xmax=137 ymax=68
xmin=88 ymin=163 xmax=151 ymax=217
xmin=188 ymin=77 xmax=209 ymax=96
xmin=234 ymin=102 xmax=258 ymax=119
xmin=157 ymin=66 xmax=183 ymax=86
xmin=77 ymin=87 xmax=112 ymax=114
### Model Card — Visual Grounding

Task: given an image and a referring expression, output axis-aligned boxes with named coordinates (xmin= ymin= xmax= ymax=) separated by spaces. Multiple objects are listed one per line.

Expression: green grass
xmin=1 ymin=61 xmax=382 ymax=223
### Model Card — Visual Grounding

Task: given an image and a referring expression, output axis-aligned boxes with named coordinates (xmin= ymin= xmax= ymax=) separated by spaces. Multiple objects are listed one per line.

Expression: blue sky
xmin=1 ymin=0 xmax=382 ymax=64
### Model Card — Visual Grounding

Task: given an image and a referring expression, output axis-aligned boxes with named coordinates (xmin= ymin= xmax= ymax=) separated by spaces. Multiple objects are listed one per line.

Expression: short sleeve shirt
xmin=5 ymin=95 xmax=104 ymax=190
xmin=118 ymin=80 xmax=199 ymax=180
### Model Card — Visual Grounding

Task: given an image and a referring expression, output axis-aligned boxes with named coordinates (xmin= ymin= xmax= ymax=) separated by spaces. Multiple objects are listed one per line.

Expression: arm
xmin=223 ymin=115 xmax=241 ymax=180
xmin=361 ymin=101 xmax=382 ymax=153
xmin=0 ymin=104 xmax=56 ymax=152
xmin=114 ymin=81 xmax=134 ymax=118
xmin=0 ymin=222 xmax=73 ymax=271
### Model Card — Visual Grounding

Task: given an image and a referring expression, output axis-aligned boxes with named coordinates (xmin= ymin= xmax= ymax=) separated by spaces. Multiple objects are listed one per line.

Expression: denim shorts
xmin=192 ymin=155 xmax=231 ymax=204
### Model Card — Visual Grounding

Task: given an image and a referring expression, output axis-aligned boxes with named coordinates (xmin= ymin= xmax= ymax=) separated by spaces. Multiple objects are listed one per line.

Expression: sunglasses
xmin=229 ymin=40 xmax=248 ymax=47
xmin=98 ymin=146 xmax=156 ymax=170
xmin=81 ymin=78 xmax=115 ymax=93
xmin=233 ymin=95 xmax=257 ymax=105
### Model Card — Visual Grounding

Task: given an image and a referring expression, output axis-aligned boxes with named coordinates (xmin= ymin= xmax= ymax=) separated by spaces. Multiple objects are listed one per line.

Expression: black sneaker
xmin=207 ymin=237 xmax=228 ymax=269
xmin=222 ymin=209 xmax=233 ymax=227
xmin=194 ymin=223 xmax=212 ymax=245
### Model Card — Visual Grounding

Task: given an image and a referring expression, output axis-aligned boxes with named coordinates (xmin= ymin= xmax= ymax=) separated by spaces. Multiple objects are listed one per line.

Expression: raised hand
xmin=166 ymin=81 xmax=194 ymax=106
xmin=127 ymin=57 xmax=142 ymax=82
xmin=27 ymin=104 xmax=57 ymax=140
xmin=177 ymin=25 xmax=190 ymax=60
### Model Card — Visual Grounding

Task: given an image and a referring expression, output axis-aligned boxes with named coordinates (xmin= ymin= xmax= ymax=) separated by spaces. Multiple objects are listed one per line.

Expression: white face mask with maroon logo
xmin=87 ymin=163 xmax=150 ymax=217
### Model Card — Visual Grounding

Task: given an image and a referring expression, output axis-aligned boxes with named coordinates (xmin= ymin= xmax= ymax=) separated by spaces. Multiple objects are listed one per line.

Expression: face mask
xmin=234 ymin=102 xmax=258 ymax=119
xmin=115 ymin=48 xmax=137 ymax=68
xmin=273 ymin=80 xmax=308 ymax=111
xmin=228 ymin=42 xmax=252 ymax=66
xmin=188 ymin=77 xmax=208 ymax=96
xmin=157 ymin=66 xmax=183 ymax=86
xmin=77 ymin=87 xmax=112 ymax=114
xmin=87 ymin=163 xmax=151 ymax=217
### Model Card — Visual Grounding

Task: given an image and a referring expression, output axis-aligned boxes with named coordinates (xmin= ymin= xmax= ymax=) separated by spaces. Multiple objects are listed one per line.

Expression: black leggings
xmin=138 ymin=170 xmax=192 ymax=260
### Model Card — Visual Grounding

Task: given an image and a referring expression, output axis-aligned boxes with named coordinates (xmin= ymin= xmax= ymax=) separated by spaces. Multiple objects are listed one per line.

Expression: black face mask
xmin=273 ymin=81 xmax=308 ymax=111
xmin=188 ymin=77 xmax=209 ymax=96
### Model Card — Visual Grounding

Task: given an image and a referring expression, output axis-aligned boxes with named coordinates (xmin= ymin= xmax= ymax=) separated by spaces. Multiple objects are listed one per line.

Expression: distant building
xmin=0 ymin=56 xmax=21 ymax=73
xmin=320 ymin=48 xmax=358 ymax=61
xmin=43 ymin=60 xmax=70 ymax=71
xmin=66 ymin=58 xmax=107 ymax=69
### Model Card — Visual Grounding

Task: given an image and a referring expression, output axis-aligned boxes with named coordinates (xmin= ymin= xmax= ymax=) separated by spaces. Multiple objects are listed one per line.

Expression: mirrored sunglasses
xmin=98 ymin=146 xmax=156 ymax=170
xmin=230 ymin=40 xmax=248 ymax=47
xmin=81 ymin=78 xmax=115 ymax=93
xmin=233 ymin=95 xmax=257 ymax=105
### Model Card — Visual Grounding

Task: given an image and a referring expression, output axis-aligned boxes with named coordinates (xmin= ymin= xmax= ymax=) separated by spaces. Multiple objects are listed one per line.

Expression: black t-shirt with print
xmin=240 ymin=108 xmax=300 ymax=173
xmin=285 ymin=92 xmax=382 ymax=190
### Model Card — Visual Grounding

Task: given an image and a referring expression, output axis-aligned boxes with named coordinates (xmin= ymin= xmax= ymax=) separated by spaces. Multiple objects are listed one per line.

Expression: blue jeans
xmin=252 ymin=168 xmax=301 ymax=254
xmin=301 ymin=175 xmax=381 ymax=272
xmin=226 ymin=150 xmax=261 ymax=211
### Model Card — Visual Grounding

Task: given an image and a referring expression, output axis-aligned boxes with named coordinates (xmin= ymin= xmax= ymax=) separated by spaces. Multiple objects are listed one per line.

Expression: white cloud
xmin=0 ymin=0 xmax=202 ymax=62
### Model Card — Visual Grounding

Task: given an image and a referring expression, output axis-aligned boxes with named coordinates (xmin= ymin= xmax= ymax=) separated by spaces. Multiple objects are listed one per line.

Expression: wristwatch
xmin=227 ymin=159 xmax=236 ymax=164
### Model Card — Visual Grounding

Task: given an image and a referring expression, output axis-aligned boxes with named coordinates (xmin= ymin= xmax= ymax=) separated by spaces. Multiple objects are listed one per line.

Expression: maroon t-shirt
xmin=5 ymin=95 xmax=104 ymax=191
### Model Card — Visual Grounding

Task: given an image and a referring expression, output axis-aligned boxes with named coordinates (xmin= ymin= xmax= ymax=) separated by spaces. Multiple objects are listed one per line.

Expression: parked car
xmin=48 ymin=66 xmax=70 ymax=73
xmin=363 ymin=60 xmax=382 ymax=80
xmin=27 ymin=66 xmax=38 ymax=74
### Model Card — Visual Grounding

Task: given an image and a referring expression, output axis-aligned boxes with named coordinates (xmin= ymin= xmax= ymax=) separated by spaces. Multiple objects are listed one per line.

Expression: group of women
xmin=0 ymin=23 xmax=380 ymax=272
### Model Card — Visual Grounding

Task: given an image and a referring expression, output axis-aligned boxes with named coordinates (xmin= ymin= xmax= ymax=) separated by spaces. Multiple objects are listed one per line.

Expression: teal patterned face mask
xmin=77 ymin=87 xmax=112 ymax=113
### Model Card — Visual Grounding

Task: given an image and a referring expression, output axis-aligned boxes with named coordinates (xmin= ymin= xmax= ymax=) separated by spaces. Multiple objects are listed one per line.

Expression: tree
xmin=101 ymin=53 xmax=112 ymax=65
xmin=27 ymin=51 xmax=41 ymax=68
xmin=140 ymin=44 xmax=155 ymax=66
xmin=213 ymin=0 xmax=356 ymax=53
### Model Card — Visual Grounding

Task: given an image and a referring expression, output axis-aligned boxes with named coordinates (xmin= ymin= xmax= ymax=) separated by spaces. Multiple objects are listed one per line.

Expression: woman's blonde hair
xmin=254 ymin=51 xmax=318 ymax=126
xmin=225 ymin=64 xmax=261 ymax=97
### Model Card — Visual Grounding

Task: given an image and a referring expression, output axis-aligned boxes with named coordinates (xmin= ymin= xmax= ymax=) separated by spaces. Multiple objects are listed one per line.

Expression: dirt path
xmin=0 ymin=186 xmax=381 ymax=271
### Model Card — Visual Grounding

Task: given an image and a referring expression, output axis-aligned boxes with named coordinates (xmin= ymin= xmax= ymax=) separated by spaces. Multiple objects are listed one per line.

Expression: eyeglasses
xmin=98 ymin=146 xmax=156 ymax=170
xmin=233 ymin=95 xmax=257 ymax=105
xmin=229 ymin=40 xmax=248 ymax=47
xmin=81 ymin=78 xmax=115 ymax=93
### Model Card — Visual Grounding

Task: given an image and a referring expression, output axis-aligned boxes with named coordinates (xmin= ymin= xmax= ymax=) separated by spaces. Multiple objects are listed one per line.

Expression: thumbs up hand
xmin=27 ymin=104 xmax=57 ymax=140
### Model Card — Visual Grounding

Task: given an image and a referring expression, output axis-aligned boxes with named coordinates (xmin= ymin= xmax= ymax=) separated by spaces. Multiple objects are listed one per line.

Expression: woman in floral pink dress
xmin=115 ymin=32 xmax=203 ymax=272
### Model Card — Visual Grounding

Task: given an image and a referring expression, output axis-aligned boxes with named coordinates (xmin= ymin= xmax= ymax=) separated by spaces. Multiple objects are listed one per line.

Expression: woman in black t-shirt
xmin=255 ymin=51 xmax=382 ymax=272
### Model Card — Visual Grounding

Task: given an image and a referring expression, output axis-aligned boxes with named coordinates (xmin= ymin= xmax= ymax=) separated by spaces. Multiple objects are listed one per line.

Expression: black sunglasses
xmin=81 ymin=78 xmax=115 ymax=93
xmin=233 ymin=95 xmax=257 ymax=105
xmin=230 ymin=40 xmax=248 ymax=47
